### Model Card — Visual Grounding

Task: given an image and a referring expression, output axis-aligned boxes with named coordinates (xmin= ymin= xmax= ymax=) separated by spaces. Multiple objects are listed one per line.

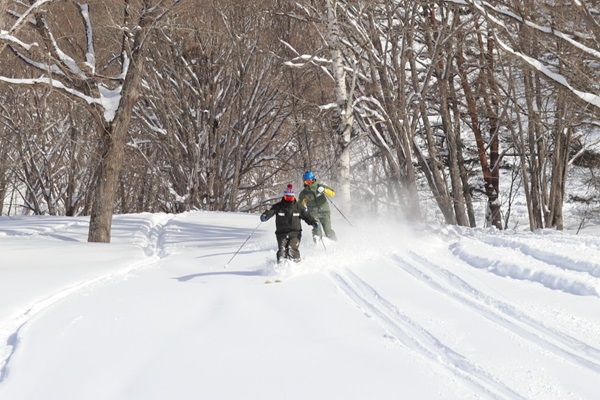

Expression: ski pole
xmin=319 ymin=231 xmax=327 ymax=251
xmin=225 ymin=221 xmax=262 ymax=268
xmin=312 ymin=221 xmax=326 ymax=250
xmin=326 ymin=197 xmax=353 ymax=227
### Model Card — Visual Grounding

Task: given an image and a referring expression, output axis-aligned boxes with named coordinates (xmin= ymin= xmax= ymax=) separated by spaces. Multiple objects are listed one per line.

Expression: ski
xmin=264 ymin=279 xmax=283 ymax=284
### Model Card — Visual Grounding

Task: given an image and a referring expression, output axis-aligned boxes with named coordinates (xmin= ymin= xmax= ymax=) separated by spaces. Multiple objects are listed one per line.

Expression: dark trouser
xmin=276 ymin=232 xmax=302 ymax=263
xmin=311 ymin=211 xmax=337 ymax=241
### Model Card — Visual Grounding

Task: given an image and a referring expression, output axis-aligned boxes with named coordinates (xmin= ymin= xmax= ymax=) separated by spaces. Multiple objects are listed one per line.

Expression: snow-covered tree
xmin=280 ymin=1 xmax=358 ymax=214
xmin=0 ymin=0 xmax=181 ymax=241
xmin=461 ymin=0 xmax=600 ymax=229
xmin=135 ymin=1 xmax=299 ymax=212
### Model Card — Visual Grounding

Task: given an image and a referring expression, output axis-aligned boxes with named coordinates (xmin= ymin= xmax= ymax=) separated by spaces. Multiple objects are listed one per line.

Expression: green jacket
xmin=299 ymin=180 xmax=335 ymax=214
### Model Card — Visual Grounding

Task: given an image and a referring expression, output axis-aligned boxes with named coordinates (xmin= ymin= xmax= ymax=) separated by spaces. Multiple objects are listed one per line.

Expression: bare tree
xmin=341 ymin=1 xmax=423 ymax=219
xmin=455 ymin=24 xmax=504 ymax=229
xmin=134 ymin=1 xmax=299 ymax=212
xmin=461 ymin=0 xmax=600 ymax=229
xmin=0 ymin=0 xmax=181 ymax=241
xmin=2 ymin=0 xmax=599 ymax=230
xmin=279 ymin=1 xmax=360 ymax=213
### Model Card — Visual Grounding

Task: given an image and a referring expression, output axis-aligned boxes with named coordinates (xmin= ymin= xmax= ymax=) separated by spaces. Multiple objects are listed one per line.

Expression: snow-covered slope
xmin=1 ymin=211 xmax=599 ymax=399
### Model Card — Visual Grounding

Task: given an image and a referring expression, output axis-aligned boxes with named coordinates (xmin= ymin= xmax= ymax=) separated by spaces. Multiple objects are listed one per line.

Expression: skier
xmin=298 ymin=170 xmax=337 ymax=242
xmin=260 ymin=184 xmax=319 ymax=264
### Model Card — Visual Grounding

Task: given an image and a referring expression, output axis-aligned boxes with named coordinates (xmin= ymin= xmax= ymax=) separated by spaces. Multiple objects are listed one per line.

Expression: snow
xmin=98 ymin=84 xmax=123 ymax=122
xmin=1 ymin=211 xmax=600 ymax=399
xmin=78 ymin=3 xmax=96 ymax=73
xmin=0 ymin=31 xmax=37 ymax=52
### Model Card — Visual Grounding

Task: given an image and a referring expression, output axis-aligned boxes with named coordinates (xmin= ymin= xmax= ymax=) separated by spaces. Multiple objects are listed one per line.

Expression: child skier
xmin=260 ymin=184 xmax=319 ymax=263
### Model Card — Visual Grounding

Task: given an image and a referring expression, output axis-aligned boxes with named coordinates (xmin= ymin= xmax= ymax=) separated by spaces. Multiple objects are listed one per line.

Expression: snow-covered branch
xmin=0 ymin=30 xmax=38 ymax=51
xmin=495 ymin=37 xmax=600 ymax=110
xmin=458 ymin=0 xmax=600 ymax=111
xmin=1 ymin=0 xmax=54 ymax=39
xmin=38 ymin=17 xmax=86 ymax=79
xmin=78 ymin=3 xmax=96 ymax=74
xmin=464 ymin=0 xmax=600 ymax=60
xmin=0 ymin=75 xmax=99 ymax=105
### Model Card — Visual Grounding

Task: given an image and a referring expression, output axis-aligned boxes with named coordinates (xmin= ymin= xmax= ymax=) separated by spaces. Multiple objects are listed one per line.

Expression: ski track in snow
xmin=324 ymin=228 xmax=600 ymax=399
xmin=449 ymin=236 xmax=600 ymax=296
xmin=3 ymin=215 xmax=600 ymax=397
xmin=475 ymin=235 xmax=600 ymax=278
xmin=328 ymin=268 xmax=525 ymax=400
xmin=0 ymin=218 xmax=87 ymax=240
xmin=0 ymin=214 xmax=174 ymax=383
xmin=398 ymin=251 xmax=600 ymax=375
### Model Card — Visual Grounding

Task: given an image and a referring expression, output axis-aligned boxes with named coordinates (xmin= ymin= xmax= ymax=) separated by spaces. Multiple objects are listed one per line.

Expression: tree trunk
xmin=479 ymin=28 xmax=502 ymax=228
xmin=546 ymin=94 xmax=570 ymax=230
xmin=88 ymin=37 xmax=145 ymax=242
xmin=519 ymin=0 xmax=545 ymax=230
xmin=456 ymin=30 xmax=502 ymax=229
xmin=415 ymin=5 xmax=455 ymax=224
xmin=438 ymin=62 xmax=468 ymax=226
xmin=447 ymin=69 xmax=476 ymax=227
xmin=326 ymin=0 xmax=352 ymax=214
xmin=88 ymin=125 xmax=126 ymax=242
xmin=523 ymin=71 xmax=544 ymax=230
xmin=0 ymin=174 xmax=5 ymax=215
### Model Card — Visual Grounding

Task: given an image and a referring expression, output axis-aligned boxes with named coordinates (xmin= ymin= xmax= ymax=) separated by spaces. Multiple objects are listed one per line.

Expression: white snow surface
xmin=1 ymin=211 xmax=600 ymax=399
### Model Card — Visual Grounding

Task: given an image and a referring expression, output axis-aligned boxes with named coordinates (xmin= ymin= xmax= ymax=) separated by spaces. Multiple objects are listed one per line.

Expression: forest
xmin=1 ymin=0 xmax=600 ymax=242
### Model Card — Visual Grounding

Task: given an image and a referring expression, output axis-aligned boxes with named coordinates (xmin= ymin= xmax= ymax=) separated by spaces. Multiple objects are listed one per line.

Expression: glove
xmin=317 ymin=186 xmax=324 ymax=194
xmin=260 ymin=214 xmax=268 ymax=222
xmin=313 ymin=222 xmax=319 ymax=229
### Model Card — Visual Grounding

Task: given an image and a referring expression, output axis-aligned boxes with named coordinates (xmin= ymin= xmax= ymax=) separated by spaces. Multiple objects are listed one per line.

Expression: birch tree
xmin=282 ymin=1 xmax=357 ymax=213
xmin=324 ymin=0 xmax=353 ymax=213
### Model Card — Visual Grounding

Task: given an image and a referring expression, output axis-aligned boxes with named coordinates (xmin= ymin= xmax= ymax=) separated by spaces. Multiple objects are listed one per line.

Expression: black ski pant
xmin=276 ymin=232 xmax=301 ymax=263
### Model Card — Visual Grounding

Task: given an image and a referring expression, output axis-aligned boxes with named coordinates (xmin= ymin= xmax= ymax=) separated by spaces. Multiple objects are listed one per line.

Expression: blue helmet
xmin=303 ymin=170 xmax=315 ymax=181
